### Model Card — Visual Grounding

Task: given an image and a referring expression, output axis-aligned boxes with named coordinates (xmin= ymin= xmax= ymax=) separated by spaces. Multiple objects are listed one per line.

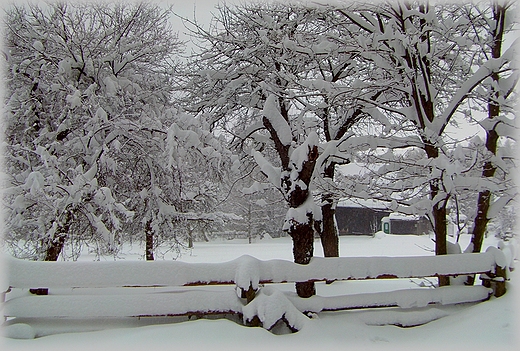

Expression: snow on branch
xmin=438 ymin=48 xmax=516 ymax=135
xmin=262 ymin=95 xmax=292 ymax=146
xmin=252 ymin=150 xmax=281 ymax=189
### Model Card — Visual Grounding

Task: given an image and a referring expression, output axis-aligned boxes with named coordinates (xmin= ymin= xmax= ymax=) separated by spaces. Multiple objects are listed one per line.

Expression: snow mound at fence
xmin=242 ymin=286 xmax=309 ymax=331
xmin=2 ymin=323 xmax=36 ymax=339
xmin=359 ymin=308 xmax=450 ymax=327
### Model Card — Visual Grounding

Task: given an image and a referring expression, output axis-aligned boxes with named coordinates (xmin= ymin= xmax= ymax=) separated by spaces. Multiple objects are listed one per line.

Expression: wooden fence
xmin=2 ymin=243 xmax=515 ymax=334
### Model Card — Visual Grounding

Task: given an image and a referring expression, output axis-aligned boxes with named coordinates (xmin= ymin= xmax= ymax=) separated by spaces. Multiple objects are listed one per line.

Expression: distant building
xmin=335 ymin=199 xmax=391 ymax=235
xmin=381 ymin=213 xmax=432 ymax=235
xmin=335 ymin=199 xmax=432 ymax=236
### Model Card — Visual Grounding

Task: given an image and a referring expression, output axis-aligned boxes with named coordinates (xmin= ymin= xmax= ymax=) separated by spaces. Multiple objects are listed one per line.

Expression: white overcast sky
xmin=163 ymin=0 xmax=236 ymax=31
xmin=159 ymin=0 xmax=243 ymax=52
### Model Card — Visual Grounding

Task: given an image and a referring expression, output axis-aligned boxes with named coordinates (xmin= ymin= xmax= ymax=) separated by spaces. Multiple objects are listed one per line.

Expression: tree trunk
xmin=44 ymin=209 xmax=73 ymax=261
xmin=290 ymin=221 xmax=316 ymax=298
xmin=320 ymin=200 xmax=339 ymax=257
xmin=410 ymin=6 xmax=449 ymax=284
xmin=247 ymin=202 xmax=253 ymax=244
xmin=285 ymin=143 xmax=319 ymax=298
xmin=44 ymin=233 xmax=67 ymax=261
xmin=432 ymin=196 xmax=450 ymax=286
xmin=145 ymin=219 xmax=154 ymax=261
xmin=470 ymin=189 xmax=493 ymax=253
xmin=466 ymin=1 xmax=506 ymax=285
xmin=425 ymin=145 xmax=450 ymax=287
xmin=468 ymin=2 xmax=503 ymax=256
xmin=319 ymin=163 xmax=339 ymax=258
xmin=188 ymin=227 xmax=194 ymax=249
xmin=262 ymin=94 xmax=319 ymax=298
xmin=432 ymin=196 xmax=448 ymax=256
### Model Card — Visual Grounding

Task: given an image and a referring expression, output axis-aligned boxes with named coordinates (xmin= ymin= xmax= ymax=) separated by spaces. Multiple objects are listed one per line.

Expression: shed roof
xmin=337 ymin=198 xmax=391 ymax=210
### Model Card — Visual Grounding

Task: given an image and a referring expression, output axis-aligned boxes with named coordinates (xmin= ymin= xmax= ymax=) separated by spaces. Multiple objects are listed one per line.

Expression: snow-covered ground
xmin=1 ymin=233 xmax=518 ymax=351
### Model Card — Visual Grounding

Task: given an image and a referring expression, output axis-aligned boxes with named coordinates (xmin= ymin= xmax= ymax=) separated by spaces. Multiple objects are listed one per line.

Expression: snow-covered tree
xmin=176 ymin=0 xmax=517 ymax=291
xmin=179 ymin=3 xmax=333 ymax=297
xmin=325 ymin=1 xmax=517 ymax=286
xmin=220 ymin=160 xmax=286 ymax=243
xmin=464 ymin=0 xmax=518 ymax=259
xmin=3 ymin=2 xmax=183 ymax=260
xmin=164 ymin=112 xmax=238 ymax=250
xmin=488 ymin=203 xmax=517 ymax=241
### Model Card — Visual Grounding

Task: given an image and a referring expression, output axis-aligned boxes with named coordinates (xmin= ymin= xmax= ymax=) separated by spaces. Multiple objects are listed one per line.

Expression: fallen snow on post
xmin=234 ymin=255 xmax=261 ymax=290
xmin=242 ymin=286 xmax=309 ymax=331
xmin=498 ymin=239 xmax=518 ymax=270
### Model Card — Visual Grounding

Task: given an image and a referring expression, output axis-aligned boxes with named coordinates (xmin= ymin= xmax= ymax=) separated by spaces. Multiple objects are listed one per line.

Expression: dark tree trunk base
xmin=319 ymin=163 xmax=339 ymax=258
xmin=295 ymin=281 xmax=316 ymax=298
xmin=291 ymin=223 xmax=314 ymax=265
xmin=145 ymin=220 xmax=154 ymax=261
xmin=290 ymin=221 xmax=316 ymax=297
xmin=465 ymin=275 xmax=476 ymax=286
xmin=44 ymin=209 xmax=75 ymax=261
xmin=320 ymin=202 xmax=339 ymax=258
xmin=44 ymin=233 xmax=67 ymax=261
xmin=438 ymin=275 xmax=450 ymax=287
xmin=432 ymin=192 xmax=450 ymax=287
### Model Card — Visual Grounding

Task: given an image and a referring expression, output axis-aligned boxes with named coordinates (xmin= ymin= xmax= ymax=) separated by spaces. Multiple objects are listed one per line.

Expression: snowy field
xmin=1 ymin=233 xmax=518 ymax=351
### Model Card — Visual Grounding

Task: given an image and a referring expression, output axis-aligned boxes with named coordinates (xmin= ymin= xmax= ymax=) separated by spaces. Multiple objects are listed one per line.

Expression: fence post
xmin=240 ymin=283 xmax=261 ymax=327
xmin=2 ymin=287 xmax=11 ymax=322
xmin=240 ymin=284 xmax=257 ymax=304
xmin=493 ymin=263 xmax=507 ymax=297
xmin=481 ymin=264 xmax=507 ymax=297
xmin=480 ymin=245 xmax=509 ymax=297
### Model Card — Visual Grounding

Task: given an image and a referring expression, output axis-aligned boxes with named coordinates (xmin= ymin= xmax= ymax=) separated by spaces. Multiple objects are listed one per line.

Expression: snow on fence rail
xmin=3 ymin=248 xmax=506 ymax=289
xmin=2 ymin=244 xmax=515 ymax=335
